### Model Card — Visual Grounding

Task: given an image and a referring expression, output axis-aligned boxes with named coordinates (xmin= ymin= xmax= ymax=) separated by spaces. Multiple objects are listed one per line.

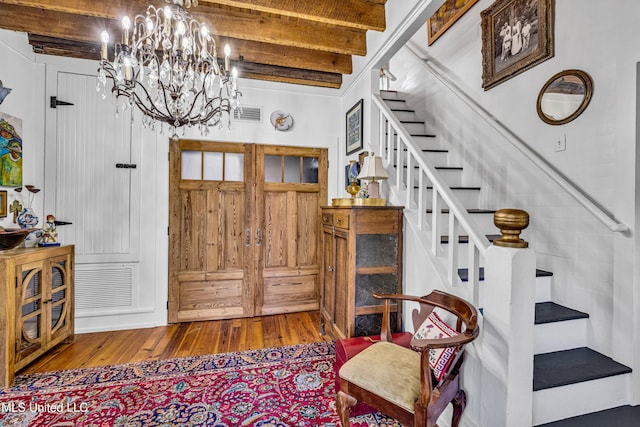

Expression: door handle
xmin=256 ymin=227 xmax=262 ymax=246
xmin=245 ymin=227 xmax=250 ymax=247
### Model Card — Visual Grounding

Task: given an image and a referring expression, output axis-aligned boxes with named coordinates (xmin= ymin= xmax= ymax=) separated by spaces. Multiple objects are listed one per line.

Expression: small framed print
xmin=346 ymin=99 xmax=364 ymax=155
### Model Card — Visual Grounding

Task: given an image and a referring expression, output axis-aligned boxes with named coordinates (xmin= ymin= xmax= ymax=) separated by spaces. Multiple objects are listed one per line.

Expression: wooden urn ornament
xmin=493 ymin=208 xmax=529 ymax=248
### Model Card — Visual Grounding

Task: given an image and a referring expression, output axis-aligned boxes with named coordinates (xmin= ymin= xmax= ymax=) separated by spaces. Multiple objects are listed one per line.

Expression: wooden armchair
xmin=336 ymin=291 xmax=480 ymax=427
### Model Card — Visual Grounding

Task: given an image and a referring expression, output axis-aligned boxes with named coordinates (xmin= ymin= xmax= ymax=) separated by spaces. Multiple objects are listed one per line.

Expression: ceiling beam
xmin=27 ymin=34 xmax=343 ymax=89
xmin=200 ymin=0 xmax=386 ymax=31
xmin=238 ymin=61 xmax=342 ymax=89
xmin=0 ymin=0 xmax=367 ymax=55
xmin=219 ymin=37 xmax=352 ymax=75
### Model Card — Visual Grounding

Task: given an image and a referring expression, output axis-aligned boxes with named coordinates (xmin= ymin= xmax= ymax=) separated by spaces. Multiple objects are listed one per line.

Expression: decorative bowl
xmin=0 ymin=228 xmax=30 ymax=250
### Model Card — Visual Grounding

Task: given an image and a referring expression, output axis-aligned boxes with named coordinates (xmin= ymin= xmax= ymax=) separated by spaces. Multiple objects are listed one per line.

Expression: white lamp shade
xmin=357 ymin=153 xmax=388 ymax=181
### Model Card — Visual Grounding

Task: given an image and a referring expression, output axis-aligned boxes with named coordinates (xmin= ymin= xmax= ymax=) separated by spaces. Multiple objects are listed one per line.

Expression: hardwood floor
xmin=21 ymin=311 xmax=331 ymax=375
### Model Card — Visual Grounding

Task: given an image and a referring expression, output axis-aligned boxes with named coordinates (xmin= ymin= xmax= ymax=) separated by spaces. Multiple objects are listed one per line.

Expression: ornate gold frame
xmin=536 ymin=69 xmax=593 ymax=125
xmin=427 ymin=0 xmax=479 ymax=46
xmin=481 ymin=0 xmax=554 ymax=90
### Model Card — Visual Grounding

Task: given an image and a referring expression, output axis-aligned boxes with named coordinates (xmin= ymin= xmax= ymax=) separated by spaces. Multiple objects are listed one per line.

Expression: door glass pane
xmin=265 ymin=155 xmax=282 ymax=182
xmin=182 ymin=151 xmax=202 ymax=180
xmin=284 ymin=156 xmax=300 ymax=183
xmin=302 ymin=157 xmax=319 ymax=183
xmin=24 ymin=270 xmax=41 ymax=298
xmin=51 ymin=289 xmax=66 ymax=329
xmin=52 ymin=264 xmax=64 ymax=290
xmin=203 ymin=152 xmax=223 ymax=181
xmin=224 ymin=153 xmax=244 ymax=181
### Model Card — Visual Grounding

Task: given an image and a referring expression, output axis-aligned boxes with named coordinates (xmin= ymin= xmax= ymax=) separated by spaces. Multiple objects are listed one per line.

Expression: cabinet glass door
xmin=50 ymin=261 xmax=69 ymax=336
xmin=18 ymin=267 xmax=43 ymax=361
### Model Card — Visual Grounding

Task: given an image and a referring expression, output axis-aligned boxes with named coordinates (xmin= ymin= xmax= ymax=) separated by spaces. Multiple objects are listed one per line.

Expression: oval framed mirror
xmin=536 ymin=69 xmax=593 ymax=125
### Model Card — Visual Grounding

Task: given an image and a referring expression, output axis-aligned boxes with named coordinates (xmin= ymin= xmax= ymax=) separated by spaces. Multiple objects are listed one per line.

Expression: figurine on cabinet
xmin=39 ymin=214 xmax=60 ymax=246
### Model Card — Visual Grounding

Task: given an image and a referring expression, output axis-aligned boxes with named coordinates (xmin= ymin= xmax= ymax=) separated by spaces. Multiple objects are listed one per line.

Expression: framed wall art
xmin=481 ymin=0 xmax=554 ymax=90
xmin=346 ymin=99 xmax=363 ymax=155
xmin=0 ymin=112 xmax=23 ymax=187
xmin=427 ymin=0 xmax=479 ymax=46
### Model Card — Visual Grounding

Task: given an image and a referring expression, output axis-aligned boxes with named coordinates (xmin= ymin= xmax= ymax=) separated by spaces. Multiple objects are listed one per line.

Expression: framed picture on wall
xmin=481 ymin=0 xmax=554 ymax=90
xmin=427 ymin=0 xmax=479 ymax=45
xmin=346 ymin=99 xmax=363 ymax=155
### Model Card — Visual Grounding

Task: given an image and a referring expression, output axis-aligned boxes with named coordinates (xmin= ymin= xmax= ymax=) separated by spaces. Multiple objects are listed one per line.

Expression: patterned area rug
xmin=0 ymin=342 xmax=400 ymax=426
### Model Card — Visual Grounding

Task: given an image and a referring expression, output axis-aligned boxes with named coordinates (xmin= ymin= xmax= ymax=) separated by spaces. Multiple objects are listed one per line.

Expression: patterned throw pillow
xmin=413 ymin=311 xmax=459 ymax=381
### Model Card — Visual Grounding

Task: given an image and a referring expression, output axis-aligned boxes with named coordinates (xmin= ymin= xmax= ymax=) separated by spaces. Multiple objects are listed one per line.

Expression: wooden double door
xmin=168 ymin=140 xmax=328 ymax=323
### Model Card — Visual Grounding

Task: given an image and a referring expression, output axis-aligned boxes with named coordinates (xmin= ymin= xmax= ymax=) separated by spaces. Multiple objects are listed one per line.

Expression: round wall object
xmin=270 ymin=110 xmax=293 ymax=131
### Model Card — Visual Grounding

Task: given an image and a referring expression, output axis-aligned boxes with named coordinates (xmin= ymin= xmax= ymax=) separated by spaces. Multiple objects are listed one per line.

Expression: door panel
xmin=255 ymin=145 xmax=327 ymax=316
xmin=49 ymin=71 xmax=137 ymax=263
xmin=169 ymin=141 xmax=254 ymax=322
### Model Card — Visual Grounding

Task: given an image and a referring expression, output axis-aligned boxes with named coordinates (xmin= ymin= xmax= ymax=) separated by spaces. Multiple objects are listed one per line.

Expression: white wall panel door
xmin=45 ymin=67 xmax=140 ymax=265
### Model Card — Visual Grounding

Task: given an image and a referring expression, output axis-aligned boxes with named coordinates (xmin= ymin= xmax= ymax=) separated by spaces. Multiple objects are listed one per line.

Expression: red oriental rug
xmin=0 ymin=341 xmax=400 ymax=426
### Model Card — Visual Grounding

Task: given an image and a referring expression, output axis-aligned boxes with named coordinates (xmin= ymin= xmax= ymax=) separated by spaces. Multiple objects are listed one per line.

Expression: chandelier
xmin=97 ymin=0 xmax=241 ymax=134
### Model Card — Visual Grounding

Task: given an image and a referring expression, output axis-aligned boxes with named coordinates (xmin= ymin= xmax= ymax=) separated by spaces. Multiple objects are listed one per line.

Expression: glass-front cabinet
xmin=319 ymin=207 xmax=403 ymax=339
xmin=0 ymin=245 xmax=74 ymax=387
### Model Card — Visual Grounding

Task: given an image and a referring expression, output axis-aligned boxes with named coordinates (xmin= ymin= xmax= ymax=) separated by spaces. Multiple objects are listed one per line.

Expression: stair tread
xmin=398 ymin=165 xmax=462 ymax=170
xmin=394 ymin=148 xmax=448 ymax=152
xmin=411 ymin=133 xmax=437 ymax=138
xmin=535 ymin=405 xmax=640 ymax=427
xmin=535 ymin=302 xmax=589 ymax=324
xmin=533 ymin=347 xmax=632 ymax=391
xmin=419 ymin=186 xmax=481 ymax=190
xmin=458 ymin=268 xmax=555 ymax=282
xmin=391 ymin=108 xmax=413 ymax=112
xmin=441 ymin=234 xmax=500 ymax=244
xmin=385 ymin=133 xmax=437 ymax=138
xmin=426 ymin=208 xmax=496 ymax=214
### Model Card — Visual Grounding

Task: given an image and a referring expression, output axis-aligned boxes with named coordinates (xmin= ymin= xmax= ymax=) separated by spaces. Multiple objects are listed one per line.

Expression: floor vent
xmin=75 ymin=266 xmax=134 ymax=311
xmin=233 ymin=105 xmax=262 ymax=123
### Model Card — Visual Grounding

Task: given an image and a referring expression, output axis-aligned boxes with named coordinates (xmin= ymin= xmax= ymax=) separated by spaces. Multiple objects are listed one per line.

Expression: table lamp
xmin=357 ymin=152 xmax=388 ymax=199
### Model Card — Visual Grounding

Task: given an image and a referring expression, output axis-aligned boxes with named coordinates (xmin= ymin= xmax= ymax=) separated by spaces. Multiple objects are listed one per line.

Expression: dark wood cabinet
xmin=319 ymin=206 xmax=403 ymax=339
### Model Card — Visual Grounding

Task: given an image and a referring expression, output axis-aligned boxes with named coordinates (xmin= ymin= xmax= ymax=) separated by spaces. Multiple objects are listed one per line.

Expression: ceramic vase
xmin=17 ymin=207 xmax=39 ymax=229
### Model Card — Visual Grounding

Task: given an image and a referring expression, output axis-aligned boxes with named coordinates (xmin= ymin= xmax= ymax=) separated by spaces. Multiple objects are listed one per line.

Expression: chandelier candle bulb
xmin=100 ymin=30 xmax=109 ymax=60
xmin=163 ymin=6 xmax=172 ymax=35
xmin=122 ymin=16 xmax=131 ymax=45
xmin=224 ymin=43 xmax=231 ymax=72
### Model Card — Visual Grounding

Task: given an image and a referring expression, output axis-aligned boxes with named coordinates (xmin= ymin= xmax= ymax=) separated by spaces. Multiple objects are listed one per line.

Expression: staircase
xmin=378 ymin=90 xmax=633 ymax=425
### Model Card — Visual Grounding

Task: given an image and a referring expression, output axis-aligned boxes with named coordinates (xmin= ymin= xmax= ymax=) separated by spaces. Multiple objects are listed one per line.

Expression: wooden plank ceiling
xmin=0 ymin=0 xmax=388 ymax=89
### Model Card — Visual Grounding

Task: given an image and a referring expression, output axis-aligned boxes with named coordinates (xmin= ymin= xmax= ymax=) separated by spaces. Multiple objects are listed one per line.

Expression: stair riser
xmin=420 ymin=151 xmax=449 ymax=166
xmin=380 ymin=90 xmax=402 ymax=100
xmin=383 ymin=99 xmax=408 ymax=109
xmin=534 ymin=319 xmax=587 ymax=354
xmin=388 ymin=135 xmax=444 ymax=151
xmin=397 ymin=167 xmax=463 ymax=188
xmin=392 ymin=110 xmax=418 ymax=121
xmin=395 ymin=149 xmax=449 ymax=166
xmin=401 ymin=122 xmax=426 ymax=134
xmin=533 ymin=374 xmax=630 ymax=425
xmin=419 ymin=189 xmax=481 ymax=210
xmin=535 ymin=276 xmax=552 ymax=302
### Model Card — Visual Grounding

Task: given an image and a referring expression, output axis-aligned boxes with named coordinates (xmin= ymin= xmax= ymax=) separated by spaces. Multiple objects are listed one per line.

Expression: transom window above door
xmin=181 ymin=150 xmax=244 ymax=182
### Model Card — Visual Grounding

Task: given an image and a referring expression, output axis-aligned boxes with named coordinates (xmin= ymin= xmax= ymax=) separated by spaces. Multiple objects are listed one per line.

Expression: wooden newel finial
xmin=493 ymin=208 xmax=529 ymax=248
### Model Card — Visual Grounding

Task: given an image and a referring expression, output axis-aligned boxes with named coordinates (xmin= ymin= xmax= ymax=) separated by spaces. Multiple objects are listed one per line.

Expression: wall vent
xmin=233 ymin=105 xmax=262 ymax=123
xmin=75 ymin=265 xmax=134 ymax=312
